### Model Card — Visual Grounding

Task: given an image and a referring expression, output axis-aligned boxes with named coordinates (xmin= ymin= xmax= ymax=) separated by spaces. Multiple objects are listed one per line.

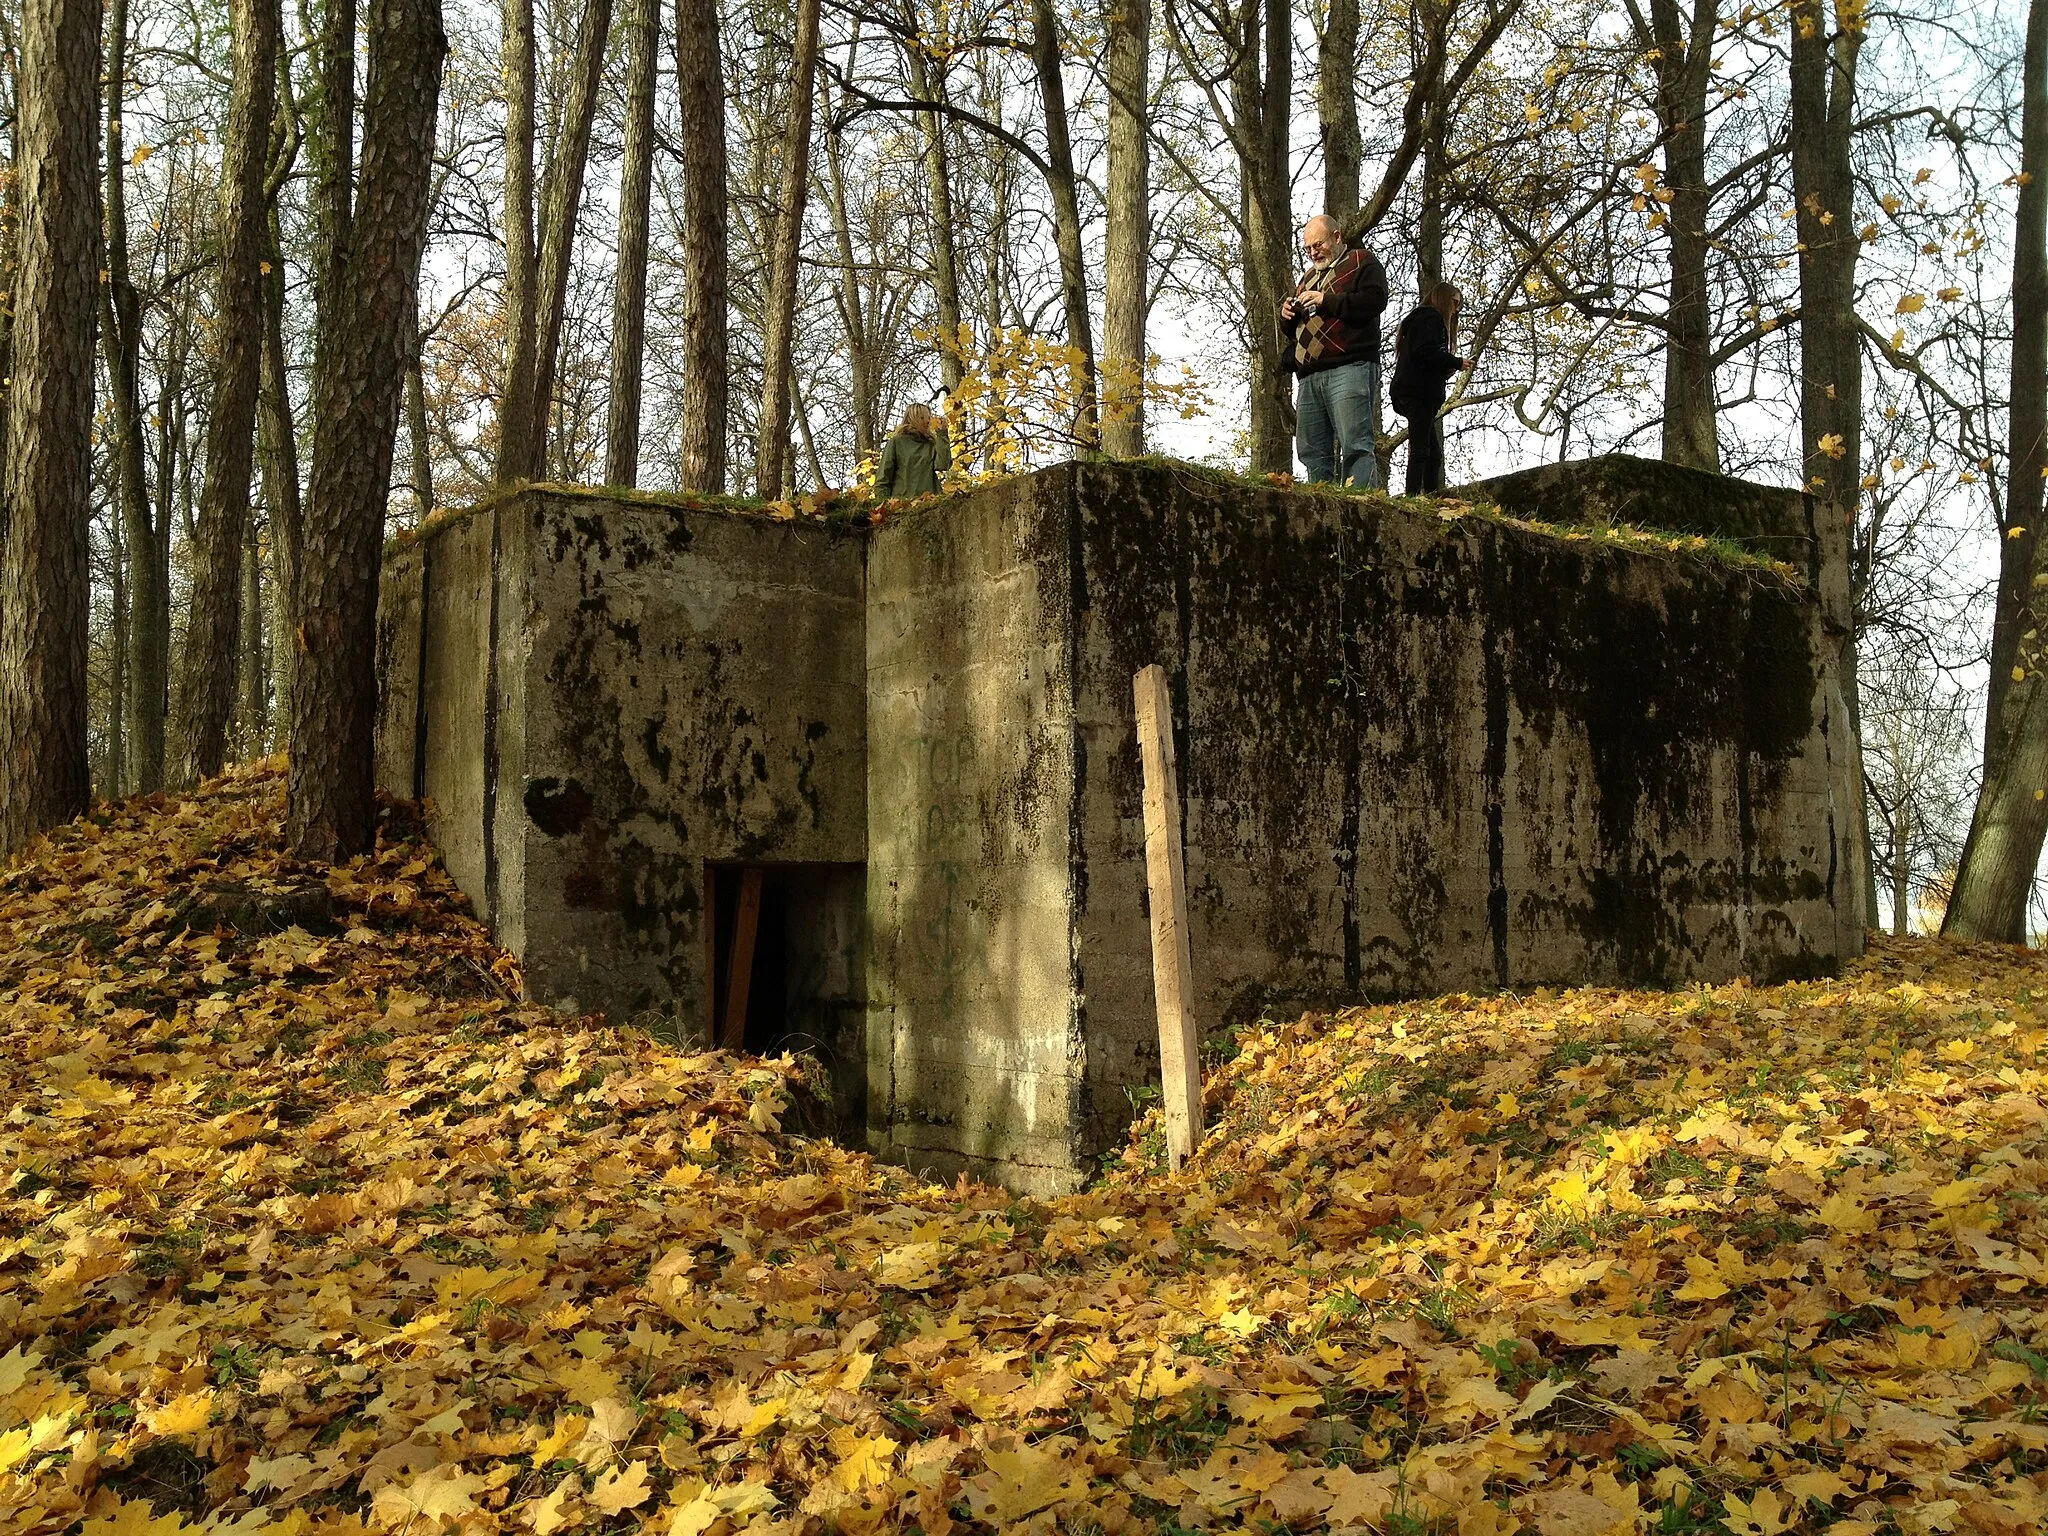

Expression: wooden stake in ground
xmin=1134 ymin=665 xmax=1202 ymax=1169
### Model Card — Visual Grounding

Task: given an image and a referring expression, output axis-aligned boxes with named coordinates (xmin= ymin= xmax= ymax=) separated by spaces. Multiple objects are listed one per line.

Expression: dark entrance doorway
xmin=704 ymin=862 xmax=866 ymax=1142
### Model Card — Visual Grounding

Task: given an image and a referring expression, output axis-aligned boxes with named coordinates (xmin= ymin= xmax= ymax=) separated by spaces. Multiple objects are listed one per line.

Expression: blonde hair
xmin=897 ymin=401 xmax=935 ymax=439
xmin=1427 ymin=282 xmax=1463 ymax=329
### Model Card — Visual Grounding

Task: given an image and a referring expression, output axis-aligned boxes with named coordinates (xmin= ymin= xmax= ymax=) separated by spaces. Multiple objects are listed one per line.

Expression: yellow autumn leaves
xmin=5 ymin=763 xmax=2048 ymax=1535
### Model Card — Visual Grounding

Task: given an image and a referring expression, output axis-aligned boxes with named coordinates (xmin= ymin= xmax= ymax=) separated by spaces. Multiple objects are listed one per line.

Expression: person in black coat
xmin=1389 ymin=283 xmax=1466 ymax=495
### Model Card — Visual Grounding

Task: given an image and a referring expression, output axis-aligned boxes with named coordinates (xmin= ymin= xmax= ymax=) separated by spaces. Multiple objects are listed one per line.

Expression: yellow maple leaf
xmin=1175 ymin=1444 xmax=1291 ymax=1514
xmin=1781 ymin=1468 xmax=1850 ymax=1505
xmin=0 ymin=1344 xmax=42 ymax=1395
xmin=1319 ymin=1464 xmax=1398 ymax=1524
xmin=1443 ymin=1374 xmax=1520 ymax=1421
xmin=80 ymin=1500 xmax=194 ymax=1536
xmin=243 ymin=1452 xmax=312 ymax=1494
xmin=1519 ymin=1483 xmax=1638 ymax=1536
xmin=529 ymin=1473 xmax=580 ymax=1536
xmin=964 ymin=1437 xmax=1093 ymax=1521
xmin=873 ymin=1241 xmax=945 ymax=1290
xmin=1816 ymin=1190 xmax=1878 ymax=1233
xmin=367 ymin=1463 xmax=484 ymax=1529
xmin=666 ymin=1480 xmax=780 ymax=1536
xmin=1723 ymin=1486 xmax=1793 ymax=1536
xmin=586 ymin=1458 xmax=652 ymax=1515
xmin=144 ymin=1389 xmax=214 ymax=1436
xmin=826 ymin=1426 xmax=897 ymax=1491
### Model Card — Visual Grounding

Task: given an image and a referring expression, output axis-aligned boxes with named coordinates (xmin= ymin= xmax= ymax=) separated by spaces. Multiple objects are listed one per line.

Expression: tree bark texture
xmin=311 ymin=0 xmax=357 ymax=397
xmin=103 ymin=0 xmax=166 ymax=793
xmin=1946 ymin=0 xmax=2048 ymax=942
xmin=238 ymin=528 xmax=267 ymax=757
xmin=288 ymin=0 xmax=446 ymax=861
xmin=1032 ymin=0 xmax=1098 ymax=449
xmin=495 ymin=0 xmax=538 ymax=482
xmin=906 ymin=42 xmax=965 ymax=399
xmin=1416 ymin=76 xmax=1448 ymax=298
xmin=0 ymin=0 xmax=99 ymax=855
xmin=1317 ymin=0 xmax=1361 ymax=220
xmin=260 ymin=197 xmax=303 ymax=744
xmin=755 ymin=0 xmax=819 ymax=498
xmin=1100 ymin=0 xmax=1148 ymax=456
xmin=1983 ymin=0 xmax=2048 ymax=778
xmin=521 ymin=0 xmax=612 ymax=482
xmin=1644 ymin=0 xmax=1720 ymax=470
xmin=106 ymin=497 xmax=127 ymax=795
xmin=407 ymin=323 xmax=434 ymax=518
xmin=175 ymin=0 xmax=278 ymax=786
xmin=0 ymin=146 xmax=17 ymax=504
xmin=821 ymin=108 xmax=877 ymax=458
xmin=605 ymin=0 xmax=659 ymax=487
xmin=676 ymin=0 xmax=728 ymax=492
xmin=1237 ymin=0 xmax=1293 ymax=475
xmin=1789 ymin=0 xmax=1871 ymax=935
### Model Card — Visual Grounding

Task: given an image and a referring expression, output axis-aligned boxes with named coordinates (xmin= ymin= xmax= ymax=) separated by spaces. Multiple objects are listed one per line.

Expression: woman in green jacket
xmin=873 ymin=402 xmax=951 ymax=499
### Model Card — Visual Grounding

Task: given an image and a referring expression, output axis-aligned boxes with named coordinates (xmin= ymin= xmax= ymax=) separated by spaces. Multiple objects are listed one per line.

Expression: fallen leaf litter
xmin=2 ymin=762 xmax=2046 ymax=1535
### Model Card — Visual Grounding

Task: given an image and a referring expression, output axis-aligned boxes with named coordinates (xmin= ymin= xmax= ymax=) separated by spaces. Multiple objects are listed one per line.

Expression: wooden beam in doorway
xmin=720 ymin=867 xmax=764 ymax=1050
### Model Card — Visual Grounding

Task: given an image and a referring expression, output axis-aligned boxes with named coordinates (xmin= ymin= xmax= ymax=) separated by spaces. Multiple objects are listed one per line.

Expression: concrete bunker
xmin=376 ymin=456 xmax=1865 ymax=1194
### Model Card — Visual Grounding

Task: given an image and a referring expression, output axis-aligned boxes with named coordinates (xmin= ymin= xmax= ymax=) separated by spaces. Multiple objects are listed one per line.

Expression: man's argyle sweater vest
xmin=1287 ymin=248 xmax=1374 ymax=375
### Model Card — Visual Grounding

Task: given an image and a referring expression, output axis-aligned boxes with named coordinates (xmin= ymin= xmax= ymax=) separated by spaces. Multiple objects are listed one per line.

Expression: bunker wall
xmin=376 ymin=495 xmax=867 ymax=1030
xmin=865 ymin=476 xmax=1086 ymax=1195
xmin=1056 ymin=464 xmax=1863 ymax=1162
xmin=514 ymin=499 xmax=866 ymax=1025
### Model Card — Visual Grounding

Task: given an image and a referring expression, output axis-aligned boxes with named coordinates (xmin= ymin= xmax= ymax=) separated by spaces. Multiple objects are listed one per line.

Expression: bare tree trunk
xmin=238 ymin=524 xmax=267 ymax=758
xmin=821 ymin=102 xmax=877 ymax=458
xmin=1238 ymin=0 xmax=1293 ymax=475
xmin=106 ymin=493 xmax=126 ymax=794
xmin=103 ymin=0 xmax=165 ymax=793
xmin=0 ymin=149 xmax=14 ymax=498
xmin=1789 ymin=0 xmax=1873 ymax=935
xmin=1317 ymin=0 xmax=1360 ymax=219
xmin=677 ymin=0 xmax=728 ymax=492
xmin=1101 ymin=0 xmax=1148 ymax=456
xmin=1985 ymin=6 xmax=2048 ymax=778
xmin=906 ymin=42 xmax=965 ymax=397
xmin=1946 ymin=0 xmax=2048 ymax=942
xmin=175 ymin=0 xmax=277 ymax=786
xmin=1892 ymin=803 xmax=1911 ymax=937
xmin=311 ymin=0 xmax=356 ymax=398
xmin=260 ymin=196 xmax=301 ymax=749
xmin=288 ymin=0 xmax=446 ymax=861
xmin=407 ymin=322 xmax=433 ymax=518
xmin=1640 ymin=0 xmax=1720 ymax=470
xmin=1031 ymin=0 xmax=1098 ymax=450
xmin=605 ymin=0 xmax=658 ymax=487
xmin=495 ymin=0 xmax=537 ymax=483
xmin=519 ymin=0 xmax=612 ymax=482
xmin=0 ymin=0 xmax=99 ymax=854
xmin=756 ymin=0 xmax=819 ymax=498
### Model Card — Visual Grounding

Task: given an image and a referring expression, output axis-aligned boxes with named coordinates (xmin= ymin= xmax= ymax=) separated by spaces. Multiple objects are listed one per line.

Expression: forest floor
xmin=3 ymin=763 xmax=2047 ymax=1536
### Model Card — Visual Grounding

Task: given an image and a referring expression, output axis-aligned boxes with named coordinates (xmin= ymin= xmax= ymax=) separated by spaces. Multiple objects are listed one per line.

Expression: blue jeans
xmin=1295 ymin=359 xmax=1383 ymax=490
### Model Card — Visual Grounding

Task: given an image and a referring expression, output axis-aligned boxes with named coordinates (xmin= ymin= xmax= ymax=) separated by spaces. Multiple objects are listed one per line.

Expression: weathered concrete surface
xmin=376 ymin=491 xmax=867 ymax=1049
xmin=866 ymin=461 xmax=1863 ymax=1187
xmin=864 ymin=474 xmax=1083 ymax=1192
xmin=379 ymin=460 xmax=1864 ymax=1196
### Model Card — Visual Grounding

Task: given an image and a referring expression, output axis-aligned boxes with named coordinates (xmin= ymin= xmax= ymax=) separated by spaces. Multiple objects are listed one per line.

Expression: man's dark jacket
xmin=1281 ymin=246 xmax=1389 ymax=377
